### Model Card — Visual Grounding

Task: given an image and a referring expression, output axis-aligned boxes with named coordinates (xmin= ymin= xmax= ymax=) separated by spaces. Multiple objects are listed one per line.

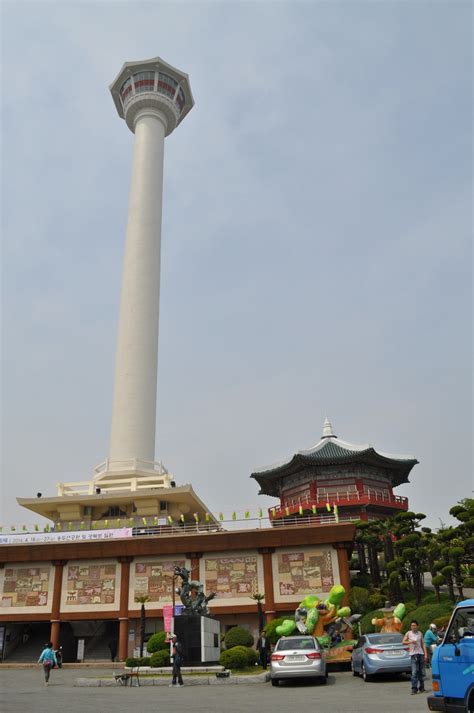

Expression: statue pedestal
xmin=173 ymin=615 xmax=220 ymax=664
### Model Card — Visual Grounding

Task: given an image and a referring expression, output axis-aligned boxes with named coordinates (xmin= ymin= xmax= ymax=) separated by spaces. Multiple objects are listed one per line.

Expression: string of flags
xmin=0 ymin=502 xmax=341 ymax=533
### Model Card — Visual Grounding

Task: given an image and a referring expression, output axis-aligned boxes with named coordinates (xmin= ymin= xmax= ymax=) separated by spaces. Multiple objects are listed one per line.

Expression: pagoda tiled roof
xmin=250 ymin=421 xmax=418 ymax=495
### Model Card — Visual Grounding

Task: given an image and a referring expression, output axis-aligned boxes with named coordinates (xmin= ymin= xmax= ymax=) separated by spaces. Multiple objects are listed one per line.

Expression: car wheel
xmin=361 ymin=663 xmax=372 ymax=682
xmin=271 ymin=679 xmax=279 ymax=687
xmin=319 ymin=676 xmax=327 ymax=685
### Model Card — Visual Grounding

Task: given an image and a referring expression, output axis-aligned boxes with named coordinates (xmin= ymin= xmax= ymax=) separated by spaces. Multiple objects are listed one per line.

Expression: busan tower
xmin=102 ymin=57 xmax=194 ymax=480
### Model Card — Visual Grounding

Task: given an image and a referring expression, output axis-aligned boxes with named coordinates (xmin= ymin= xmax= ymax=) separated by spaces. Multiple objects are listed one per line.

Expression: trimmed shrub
xmin=349 ymin=586 xmax=370 ymax=615
xmin=219 ymin=646 xmax=249 ymax=669
xmin=351 ymin=574 xmax=371 ymax=589
xmin=224 ymin=626 xmax=254 ymax=649
xmin=264 ymin=617 xmax=287 ymax=645
xmin=150 ymin=650 xmax=170 ymax=667
xmin=368 ymin=592 xmax=386 ymax=611
xmin=231 ymin=645 xmax=259 ymax=666
xmin=146 ymin=631 xmax=168 ymax=653
xmin=125 ymin=657 xmax=139 ymax=667
xmin=401 ymin=603 xmax=455 ymax=634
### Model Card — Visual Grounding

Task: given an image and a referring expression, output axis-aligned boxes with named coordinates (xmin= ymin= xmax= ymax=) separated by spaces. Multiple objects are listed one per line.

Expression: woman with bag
xmin=38 ymin=641 xmax=57 ymax=686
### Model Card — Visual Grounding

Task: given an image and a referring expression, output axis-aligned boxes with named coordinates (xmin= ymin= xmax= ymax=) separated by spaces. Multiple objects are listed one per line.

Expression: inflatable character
xmin=276 ymin=585 xmax=352 ymax=647
xmin=371 ymin=602 xmax=406 ymax=633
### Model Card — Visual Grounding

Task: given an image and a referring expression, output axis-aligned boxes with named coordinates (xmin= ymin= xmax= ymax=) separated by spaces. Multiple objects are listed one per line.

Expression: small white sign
xmin=77 ymin=639 xmax=85 ymax=661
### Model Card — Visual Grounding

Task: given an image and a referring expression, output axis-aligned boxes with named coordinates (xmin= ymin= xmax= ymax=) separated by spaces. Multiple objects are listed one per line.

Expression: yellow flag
xmin=311 ymin=504 xmax=317 ymax=514
xmin=232 ymin=512 xmax=237 ymax=520
xmin=180 ymin=513 xmax=185 ymax=522
xmin=167 ymin=516 xmax=173 ymax=524
xmin=298 ymin=505 xmax=304 ymax=516
xmin=244 ymin=510 xmax=250 ymax=519
xmin=219 ymin=512 xmax=224 ymax=521
xmin=326 ymin=502 xmax=331 ymax=512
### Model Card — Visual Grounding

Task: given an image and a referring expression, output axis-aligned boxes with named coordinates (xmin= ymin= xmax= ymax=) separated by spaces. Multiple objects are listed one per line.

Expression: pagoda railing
xmin=273 ymin=491 xmax=408 ymax=519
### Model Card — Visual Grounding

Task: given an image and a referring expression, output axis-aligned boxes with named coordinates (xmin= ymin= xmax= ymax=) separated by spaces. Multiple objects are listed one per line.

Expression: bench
xmin=114 ymin=667 xmax=140 ymax=686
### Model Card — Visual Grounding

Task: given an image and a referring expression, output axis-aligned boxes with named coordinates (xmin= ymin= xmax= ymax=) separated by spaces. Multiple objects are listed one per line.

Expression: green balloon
xmin=300 ymin=595 xmax=319 ymax=609
xmin=276 ymin=619 xmax=297 ymax=636
xmin=393 ymin=603 xmax=406 ymax=620
xmin=305 ymin=607 xmax=319 ymax=634
xmin=326 ymin=584 xmax=345 ymax=607
xmin=337 ymin=606 xmax=351 ymax=618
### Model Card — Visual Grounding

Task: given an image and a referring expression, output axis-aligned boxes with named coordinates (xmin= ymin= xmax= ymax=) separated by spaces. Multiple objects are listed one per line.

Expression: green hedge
xmin=125 ymin=656 xmax=150 ymax=667
xmin=146 ymin=631 xmax=169 ymax=653
xmin=360 ymin=600 xmax=455 ymax=635
xmin=224 ymin=626 xmax=254 ymax=649
xmin=219 ymin=645 xmax=257 ymax=669
xmin=150 ymin=650 xmax=170 ymax=667
xmin=400 ymin=603 xmax=454 ymax=634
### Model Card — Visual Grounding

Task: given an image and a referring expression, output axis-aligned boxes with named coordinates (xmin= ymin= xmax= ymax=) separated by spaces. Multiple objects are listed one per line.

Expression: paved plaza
xmin=0 ymin=666 xmax=432 ymax=713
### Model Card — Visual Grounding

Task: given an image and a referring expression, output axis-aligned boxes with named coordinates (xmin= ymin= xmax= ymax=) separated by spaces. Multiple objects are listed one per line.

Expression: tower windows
xmin=119 ymin=70 xmax=185 ymax=115
xmin=134 ymin=71 xmax=155 ymax=93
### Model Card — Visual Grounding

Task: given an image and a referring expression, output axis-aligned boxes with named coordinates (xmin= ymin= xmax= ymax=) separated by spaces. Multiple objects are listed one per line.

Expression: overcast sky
xmin=1 ymin=1 xmax=472 ymax=531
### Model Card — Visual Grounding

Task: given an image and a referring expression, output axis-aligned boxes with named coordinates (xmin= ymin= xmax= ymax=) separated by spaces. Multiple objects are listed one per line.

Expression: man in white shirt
xmin=403 ymin=620 xmax=428 ymax=695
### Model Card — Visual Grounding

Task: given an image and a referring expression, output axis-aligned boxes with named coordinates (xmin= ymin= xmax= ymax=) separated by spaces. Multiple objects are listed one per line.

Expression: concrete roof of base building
xmin=251 ymin=418 xmax=419 ymax=496
xmin=17 ymin=484 xmax=218 ymax=524
xmin=109 ymin=56 xmax=195 ymax=126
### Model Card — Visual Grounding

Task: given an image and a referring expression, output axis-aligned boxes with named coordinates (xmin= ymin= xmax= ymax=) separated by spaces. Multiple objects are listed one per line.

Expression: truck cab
xmin=428 ymin=598 xmax=474 ymax=713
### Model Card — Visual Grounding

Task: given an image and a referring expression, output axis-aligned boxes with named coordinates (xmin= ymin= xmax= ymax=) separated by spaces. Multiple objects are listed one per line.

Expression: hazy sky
xmin=1 ymin=1 xmax=472 ymax=531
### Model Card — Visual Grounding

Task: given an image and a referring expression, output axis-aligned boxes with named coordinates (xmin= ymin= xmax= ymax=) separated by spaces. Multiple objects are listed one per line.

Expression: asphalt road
xmin=0 ymin=666 xmax=432 ymax=713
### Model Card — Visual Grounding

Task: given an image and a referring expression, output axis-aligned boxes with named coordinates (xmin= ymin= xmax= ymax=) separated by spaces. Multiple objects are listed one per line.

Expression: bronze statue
xmin=174 ymin=565 xmax=216 ymax=616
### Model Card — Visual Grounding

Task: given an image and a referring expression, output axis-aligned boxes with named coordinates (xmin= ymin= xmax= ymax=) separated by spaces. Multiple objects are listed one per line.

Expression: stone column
xmin=258 ymin=548 xmax=276 ymax=622
xmin=333 ymin=544 xmax=352 ymax=606
xmin=118 ymin=556 xmax=133 ymax=661
xmin=50 ymin=560 xmax=67 ymax=648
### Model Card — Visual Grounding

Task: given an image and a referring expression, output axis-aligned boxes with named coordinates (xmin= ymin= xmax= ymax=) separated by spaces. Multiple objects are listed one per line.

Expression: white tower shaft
xmin=109 ymin=110 xmax=166 ymax=463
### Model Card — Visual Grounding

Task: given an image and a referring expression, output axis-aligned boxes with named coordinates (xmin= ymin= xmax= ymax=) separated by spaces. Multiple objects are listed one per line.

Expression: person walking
xmin=403 ymin=620 xmax=428 ymax=695
xmin=38 ymin=642 xmax=58 ymax=686
xmin=424 ymin=624 xmax=439 ymax=668
xmin=256 ymin=629 xmax=271 ymax=669
xmin=169 ymin=635 xmax=184 ymax=687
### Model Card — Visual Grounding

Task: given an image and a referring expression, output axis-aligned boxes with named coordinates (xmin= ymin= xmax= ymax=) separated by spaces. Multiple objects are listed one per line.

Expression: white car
xmin=270 ymin=635 xmax=327 ymax=687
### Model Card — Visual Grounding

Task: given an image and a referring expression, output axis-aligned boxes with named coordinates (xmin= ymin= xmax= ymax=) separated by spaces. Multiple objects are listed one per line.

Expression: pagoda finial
xmin=322 ymin=416 xmax=336 ymax=439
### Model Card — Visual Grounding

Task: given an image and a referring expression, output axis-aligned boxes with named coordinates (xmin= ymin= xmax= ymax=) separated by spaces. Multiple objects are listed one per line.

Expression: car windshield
xmin=277 ymin=638 xmax=316 ymax=651
xmin=367 ymin=634 xmax=403 ymax=645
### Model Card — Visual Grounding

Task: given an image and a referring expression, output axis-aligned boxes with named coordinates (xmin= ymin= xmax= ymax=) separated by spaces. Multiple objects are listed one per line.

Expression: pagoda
xmin=251 ymin=418 xmax=418 ymax=524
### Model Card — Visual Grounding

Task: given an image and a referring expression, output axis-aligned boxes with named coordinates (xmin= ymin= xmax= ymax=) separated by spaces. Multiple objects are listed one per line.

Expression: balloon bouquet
xmin=275 ymin=584 xmax=361 ymax=661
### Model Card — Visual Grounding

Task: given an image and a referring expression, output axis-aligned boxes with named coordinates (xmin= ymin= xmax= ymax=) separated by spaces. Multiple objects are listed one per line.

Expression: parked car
xmin=351 ymin=632 xmax=411 ymax=681
xmin=270 ymin=635 xmax=327 ymax=687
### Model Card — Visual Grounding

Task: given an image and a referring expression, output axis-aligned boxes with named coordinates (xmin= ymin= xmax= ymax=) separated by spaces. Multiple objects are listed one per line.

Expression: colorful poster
xmin=66 ymin=563 xmax=117 ymax=605
xmin=132 ymin=559 xmax=186 ymax=603
xmin=204 ymin=556 xmax=258 ymax=599
xmin=1 ymin=566 xmax=51 ymax=608
xmin=276 ymin=549 xmax=335 ymax=597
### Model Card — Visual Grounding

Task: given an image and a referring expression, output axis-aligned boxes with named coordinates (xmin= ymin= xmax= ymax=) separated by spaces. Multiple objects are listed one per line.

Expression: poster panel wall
xmin=201 ymin=551 xmax=264 ymax=608
xmin=272 ymin=546 xmax=340 ymax=603
xmin=61 ymin=560 xmax=120 ymax=612
xmin=0 ymin=562 xmax=54 ymax=613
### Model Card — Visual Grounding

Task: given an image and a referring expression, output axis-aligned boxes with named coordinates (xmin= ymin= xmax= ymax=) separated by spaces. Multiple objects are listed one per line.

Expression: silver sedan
xmin=270 ymin=635 xmax=327 ymax=687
